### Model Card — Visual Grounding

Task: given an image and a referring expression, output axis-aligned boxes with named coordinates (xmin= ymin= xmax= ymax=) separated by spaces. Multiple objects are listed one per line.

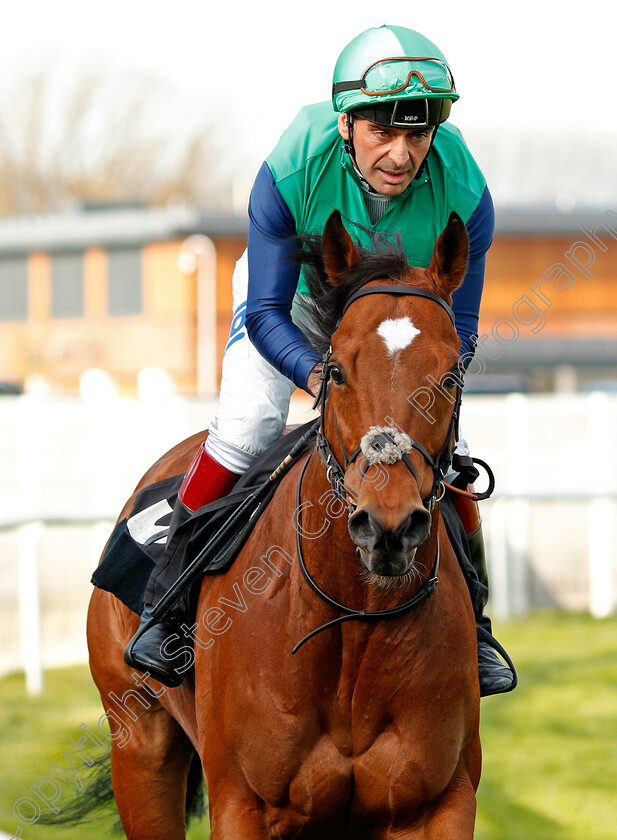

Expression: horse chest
xmin=250 ymin=714 xmax=464 ymax=837
xmin=232 ymin=646 xmax=468 ymax=829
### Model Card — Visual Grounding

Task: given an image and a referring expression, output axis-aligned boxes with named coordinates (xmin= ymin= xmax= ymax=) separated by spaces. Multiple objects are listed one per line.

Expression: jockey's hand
xmin=306 ymin=364 xmax=322 ymax=398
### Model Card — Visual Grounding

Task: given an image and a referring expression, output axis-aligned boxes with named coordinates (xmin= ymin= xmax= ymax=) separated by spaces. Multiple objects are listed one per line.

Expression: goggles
xmin=333 ymin=56 xmax=455 ymax=97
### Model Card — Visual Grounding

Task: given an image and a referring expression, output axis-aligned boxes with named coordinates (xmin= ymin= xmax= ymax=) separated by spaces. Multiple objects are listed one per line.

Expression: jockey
xmin=126 ymin=24 xmax=515 ymax=695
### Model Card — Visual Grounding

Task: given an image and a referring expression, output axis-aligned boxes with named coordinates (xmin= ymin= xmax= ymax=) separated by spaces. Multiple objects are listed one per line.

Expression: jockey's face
xmin=338 ymin=113 xmax=433 ymax=196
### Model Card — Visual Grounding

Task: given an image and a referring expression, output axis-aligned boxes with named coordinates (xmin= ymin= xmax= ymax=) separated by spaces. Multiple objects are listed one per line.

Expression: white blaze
xmin=377 ymin=317 xmax=420 ymax=358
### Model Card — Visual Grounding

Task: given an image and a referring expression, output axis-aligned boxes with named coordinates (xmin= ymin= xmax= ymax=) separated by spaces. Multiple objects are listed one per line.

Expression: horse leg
xmin=207 ymin=779 xmax=267 ymax=839
xmin=106 ymin=702 xmax=197 ymax=840
xmin=89 ymin=601 xmax=200 ymax=838
xmin=418 ymin=776 xmax=477 ymax=839
xmin=377 ymin=750 xmax=479 ymax=840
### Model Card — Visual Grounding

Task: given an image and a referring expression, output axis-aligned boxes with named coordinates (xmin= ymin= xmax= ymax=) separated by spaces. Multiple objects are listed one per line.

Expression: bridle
xmin=293 ymin=282 xmax=462 ymax=654
xmin=313 ymin=284 xmax=462 ymax=515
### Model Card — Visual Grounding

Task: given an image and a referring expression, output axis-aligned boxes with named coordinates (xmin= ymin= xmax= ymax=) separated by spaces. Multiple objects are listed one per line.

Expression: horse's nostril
xmin=401 ymin=508 xmax=431 ymax=549
xmin=349 ymin=506 xmax=431 ymax=555
xmin=348 ymin=509 xmax=382 ymax=551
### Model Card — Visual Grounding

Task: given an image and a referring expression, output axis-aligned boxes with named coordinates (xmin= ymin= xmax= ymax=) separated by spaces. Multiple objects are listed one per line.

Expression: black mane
xmin=294 ymin=224 xmax=411 ymax=355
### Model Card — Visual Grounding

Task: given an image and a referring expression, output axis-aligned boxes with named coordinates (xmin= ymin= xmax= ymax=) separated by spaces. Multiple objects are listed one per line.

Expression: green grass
xmin=0 ymin=667 xmax=210 ymax=839
xmin=476 ymin=611 xmax=617 ymax=840
xmin=0 ymin=611 xmax=615 ymax=839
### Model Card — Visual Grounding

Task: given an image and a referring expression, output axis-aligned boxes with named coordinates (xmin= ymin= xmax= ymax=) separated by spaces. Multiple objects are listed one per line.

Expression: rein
xmin=292 ymin=454 xmax=440 ymax=654
xmin=292 ymin=283 xmax=460 ymax=654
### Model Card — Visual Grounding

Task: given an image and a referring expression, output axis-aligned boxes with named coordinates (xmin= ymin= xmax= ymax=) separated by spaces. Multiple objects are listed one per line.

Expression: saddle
xmin=92 ymin=422 xmax=317 ymax=618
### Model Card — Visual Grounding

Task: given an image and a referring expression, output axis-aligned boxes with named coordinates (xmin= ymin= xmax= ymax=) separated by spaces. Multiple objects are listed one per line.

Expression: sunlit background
xmin=1 ymin=0 xmax=615 ymax=211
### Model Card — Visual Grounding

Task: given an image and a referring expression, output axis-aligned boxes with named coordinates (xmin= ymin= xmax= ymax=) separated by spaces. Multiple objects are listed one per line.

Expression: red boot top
xmin=451 ymin=486 xmax=482 ymax=537
xmin=179 ymin=445 xmax=240 ymax=513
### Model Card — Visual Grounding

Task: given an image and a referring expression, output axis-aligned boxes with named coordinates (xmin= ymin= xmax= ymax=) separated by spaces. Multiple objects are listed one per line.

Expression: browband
xmin=338 ymin=284 xmax=455 ymax=328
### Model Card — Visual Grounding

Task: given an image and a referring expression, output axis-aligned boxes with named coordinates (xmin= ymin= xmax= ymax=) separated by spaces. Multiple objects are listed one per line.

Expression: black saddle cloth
xmin=92 ymin=422 xmax=317 ymax=616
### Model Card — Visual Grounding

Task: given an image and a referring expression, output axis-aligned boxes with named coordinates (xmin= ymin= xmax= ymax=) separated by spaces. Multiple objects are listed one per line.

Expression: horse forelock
xmin=295 ymin=226 xmax=442 ymax=356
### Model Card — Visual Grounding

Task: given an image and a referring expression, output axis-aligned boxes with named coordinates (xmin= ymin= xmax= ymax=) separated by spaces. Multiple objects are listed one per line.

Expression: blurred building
xmin=0 ymin=205 xmax=246 ymax=396
xmin=475 ymin=207 xmax=617 ymax=394
xmin=0 ymin=204 xmax=615 ymax=395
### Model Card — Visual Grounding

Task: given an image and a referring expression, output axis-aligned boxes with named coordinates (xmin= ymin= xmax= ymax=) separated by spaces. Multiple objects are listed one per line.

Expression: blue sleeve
xmin=246 ymin=162 xmax=322 ymax=390
xmin=452 ymin=185 xmax=495 ymax=365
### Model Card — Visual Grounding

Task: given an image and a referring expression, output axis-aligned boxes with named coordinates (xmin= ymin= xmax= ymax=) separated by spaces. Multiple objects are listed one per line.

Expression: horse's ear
xmin=323 ymin=210 xmax=360 ymax=284
xmin=427 ymin=212 xmax=469 ymax=301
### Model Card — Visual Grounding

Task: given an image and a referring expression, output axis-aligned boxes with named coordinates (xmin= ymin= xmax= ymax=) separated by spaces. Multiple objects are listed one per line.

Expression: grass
xmin=0 ymin=667 xmax=210 ymax=839
xmin=476 ymin=611 xmax=617 ymax=840
xmin=0 ymin=611 xmax=615 ymax=839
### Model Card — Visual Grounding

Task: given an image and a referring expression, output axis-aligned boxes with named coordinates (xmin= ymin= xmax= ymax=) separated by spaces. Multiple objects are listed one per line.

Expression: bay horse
xmin=87 ymin=210 xmax=481 ymax=839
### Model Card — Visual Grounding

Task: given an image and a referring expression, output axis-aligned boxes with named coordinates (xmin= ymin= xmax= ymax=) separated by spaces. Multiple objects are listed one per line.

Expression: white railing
xmin=487 ymin=491 xmax=617 ymax=621
xmin=1 ymin=515 xmax=116 ymax=696
xmin=0 ymin=390 xmax=615 ymax=693
xmin=473 ymin=392 xmax=616 ymax=621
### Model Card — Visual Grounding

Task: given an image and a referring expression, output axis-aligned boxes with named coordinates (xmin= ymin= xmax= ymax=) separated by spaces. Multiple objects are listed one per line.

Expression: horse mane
xmin=294 ymin=223 xmax=420 ymax=355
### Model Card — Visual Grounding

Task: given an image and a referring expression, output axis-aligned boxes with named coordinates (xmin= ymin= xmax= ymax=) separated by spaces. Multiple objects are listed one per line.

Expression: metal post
xmin=587 ymin=392 xmax=615 ymax=618
xmin=505 ymin=393 xmax=530 ymax=617
xmin=18 ymin=522 xmax=44 ymax=695
xmin=178 ymin=235 xmax=218 ymax=397
xmin=17 ymin=396 xmax=44 ymax=694
xmin=488 ymin=499 xmax=510 ymax=620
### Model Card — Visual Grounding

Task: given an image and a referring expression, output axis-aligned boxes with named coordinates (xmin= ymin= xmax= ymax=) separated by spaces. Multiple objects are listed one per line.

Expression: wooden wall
xmin=1 ymin=223 xmax=615 ymax=395
xmin=481 ymin=232 xmax=617 ymax=340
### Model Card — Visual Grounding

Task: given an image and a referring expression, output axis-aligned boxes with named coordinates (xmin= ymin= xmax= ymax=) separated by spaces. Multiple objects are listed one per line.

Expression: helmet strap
xmin=344 ymin=112 xmax=381 ymax=193
xmin=343 ymin=112 xmax=356 ymax=159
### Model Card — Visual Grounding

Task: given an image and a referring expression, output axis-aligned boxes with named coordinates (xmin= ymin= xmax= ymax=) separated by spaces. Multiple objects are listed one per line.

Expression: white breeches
xmin=205 ymin=252 xmax=305 ymax=474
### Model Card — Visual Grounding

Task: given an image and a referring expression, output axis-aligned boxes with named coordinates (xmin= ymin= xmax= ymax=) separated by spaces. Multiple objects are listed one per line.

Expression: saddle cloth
xmin=91 ymin=421 xmax=317 ymax=617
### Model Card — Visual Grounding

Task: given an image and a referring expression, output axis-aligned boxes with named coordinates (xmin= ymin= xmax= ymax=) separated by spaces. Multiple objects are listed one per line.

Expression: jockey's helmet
xmin=332 ymin=25 xmax=459 ymax=128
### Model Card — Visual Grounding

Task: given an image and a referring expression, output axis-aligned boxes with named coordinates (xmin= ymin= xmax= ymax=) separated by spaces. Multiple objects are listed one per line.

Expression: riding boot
xmin=452 ymin=491 xmax=516 ymax=697
xmin=124 ymin=444 xmax=240 ymax=685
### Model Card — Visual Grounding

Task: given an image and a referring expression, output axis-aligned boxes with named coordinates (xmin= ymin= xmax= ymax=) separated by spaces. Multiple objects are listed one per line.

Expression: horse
xmin=87 ymin=209 xmax=481 ymax=839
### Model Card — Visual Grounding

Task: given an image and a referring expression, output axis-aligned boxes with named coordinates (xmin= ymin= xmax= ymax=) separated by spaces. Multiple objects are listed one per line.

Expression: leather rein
xmin=292 ymin=283 xmax=462 ymax=654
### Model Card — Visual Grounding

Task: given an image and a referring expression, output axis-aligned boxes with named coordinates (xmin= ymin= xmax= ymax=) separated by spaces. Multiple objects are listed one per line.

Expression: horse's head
xmin=305 ymin=211 xmax=468 ymax=581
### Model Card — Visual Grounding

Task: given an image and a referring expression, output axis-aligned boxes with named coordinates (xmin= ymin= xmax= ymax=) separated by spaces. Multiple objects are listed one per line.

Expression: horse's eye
xmin=329 ymin=365 xmax=345 ymax=385
xmin=442 ymin=366 xmax=462 ymax=390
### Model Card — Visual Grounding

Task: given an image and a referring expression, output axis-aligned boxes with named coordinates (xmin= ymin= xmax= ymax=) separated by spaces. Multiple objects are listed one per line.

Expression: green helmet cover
xmin=332 ymin=25 xmax=459 ymax=118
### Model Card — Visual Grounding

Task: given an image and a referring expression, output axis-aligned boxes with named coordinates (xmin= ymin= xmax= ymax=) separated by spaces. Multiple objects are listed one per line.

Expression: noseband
xmin=293 ymin=283 xmax=461 ymax=654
